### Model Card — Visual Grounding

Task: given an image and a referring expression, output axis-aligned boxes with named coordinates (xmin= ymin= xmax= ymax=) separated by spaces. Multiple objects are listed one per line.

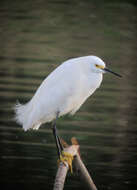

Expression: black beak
xmin=103 ymin=68 xmax=122 ymax=78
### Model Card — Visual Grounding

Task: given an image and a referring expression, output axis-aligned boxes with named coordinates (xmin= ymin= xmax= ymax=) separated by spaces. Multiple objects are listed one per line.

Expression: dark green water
xmin=0 ymin=0 xmax=137 ymax=190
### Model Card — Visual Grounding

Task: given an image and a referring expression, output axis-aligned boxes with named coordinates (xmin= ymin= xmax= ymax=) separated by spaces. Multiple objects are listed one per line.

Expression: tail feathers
xmin=32 ymin=123 xmax=41 ymax=130
xmin=14 ymin=101 xmax=41 ymax=131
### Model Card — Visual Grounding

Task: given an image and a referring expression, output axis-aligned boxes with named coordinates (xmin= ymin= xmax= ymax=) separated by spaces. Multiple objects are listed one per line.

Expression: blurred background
xmin=0 ymin=0 xmax=137 ymax=189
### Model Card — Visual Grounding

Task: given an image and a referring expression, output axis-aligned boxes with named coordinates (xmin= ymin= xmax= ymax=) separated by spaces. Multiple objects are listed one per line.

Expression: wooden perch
xmin=53 ymin=138 xmax=98 ymax=190
xmin=74 ymin=153 xmax=98 ymax=190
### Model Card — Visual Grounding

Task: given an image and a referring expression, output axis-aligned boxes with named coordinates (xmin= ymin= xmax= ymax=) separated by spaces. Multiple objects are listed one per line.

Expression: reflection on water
xmin=0 ymin=0 xmax=137 ymax=190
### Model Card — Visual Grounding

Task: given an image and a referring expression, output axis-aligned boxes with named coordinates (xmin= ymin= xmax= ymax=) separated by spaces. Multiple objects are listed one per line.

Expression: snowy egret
xmin=15 ymin=55 xmax=121 ymax=156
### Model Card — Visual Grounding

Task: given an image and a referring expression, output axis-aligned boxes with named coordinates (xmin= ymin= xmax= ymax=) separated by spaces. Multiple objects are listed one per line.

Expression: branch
xmin=53 ymin=145 xmax=79 ymax=190
xmin=74 ymin=153 xmax=97 ymax=190
xmin=53 ymin=138 xmax=98 ymax=190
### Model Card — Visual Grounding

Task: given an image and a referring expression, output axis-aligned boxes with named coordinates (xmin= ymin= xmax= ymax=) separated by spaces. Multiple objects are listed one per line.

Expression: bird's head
xmin=90 ymin=56 xmax=122 ymax=77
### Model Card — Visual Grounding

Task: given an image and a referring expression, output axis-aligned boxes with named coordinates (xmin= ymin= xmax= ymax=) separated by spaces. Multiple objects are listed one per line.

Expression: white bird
xmin=15 ymin=55 xmax=121 ymax=132
xmin=15 ymin=55 xmax=121 ymax=158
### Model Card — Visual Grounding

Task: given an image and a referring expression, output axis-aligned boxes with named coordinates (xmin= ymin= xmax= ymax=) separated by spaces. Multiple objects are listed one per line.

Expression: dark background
xmin=0 ymin=0 xmax=137 ymax=189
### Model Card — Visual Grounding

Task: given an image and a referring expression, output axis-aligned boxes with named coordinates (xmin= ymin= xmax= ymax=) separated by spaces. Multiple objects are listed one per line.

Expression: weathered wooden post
xmin=53 ymin=138 xmax=97 ymax=190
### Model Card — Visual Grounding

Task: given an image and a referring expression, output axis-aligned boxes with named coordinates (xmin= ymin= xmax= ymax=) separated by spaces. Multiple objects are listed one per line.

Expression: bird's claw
xmin=58 ymin=151 xmax=74 ymax=173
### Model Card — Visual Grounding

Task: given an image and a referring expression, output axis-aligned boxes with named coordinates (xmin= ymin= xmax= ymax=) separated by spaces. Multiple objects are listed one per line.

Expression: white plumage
xmin=15 ymin=55 xmax=106 ymax=131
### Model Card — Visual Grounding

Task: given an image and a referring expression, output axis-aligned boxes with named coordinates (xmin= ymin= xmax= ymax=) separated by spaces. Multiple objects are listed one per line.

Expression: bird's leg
xmin=52 ymin=113 xmax=63 ymax=158
xmin=52 ymin=113 xmax=74 ymax=173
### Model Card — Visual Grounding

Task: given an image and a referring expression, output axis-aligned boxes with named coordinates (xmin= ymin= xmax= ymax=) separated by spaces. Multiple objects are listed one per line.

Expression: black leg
xmin=52 ymin=114 xmax=63 ymax=157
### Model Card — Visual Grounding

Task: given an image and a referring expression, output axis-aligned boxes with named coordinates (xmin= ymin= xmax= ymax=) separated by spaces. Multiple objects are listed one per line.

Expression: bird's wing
xmin=31 ymin=62 xmax=81 ymax=121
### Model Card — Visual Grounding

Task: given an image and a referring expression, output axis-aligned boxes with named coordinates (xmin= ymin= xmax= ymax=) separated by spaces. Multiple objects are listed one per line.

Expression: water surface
xmin=0 ymin=0 xmax=137 ymax=190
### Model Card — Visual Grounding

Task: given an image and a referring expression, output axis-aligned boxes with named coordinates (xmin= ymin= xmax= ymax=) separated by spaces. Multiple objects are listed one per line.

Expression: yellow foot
xmin=58 ymin=151 xmax=74 ymax=173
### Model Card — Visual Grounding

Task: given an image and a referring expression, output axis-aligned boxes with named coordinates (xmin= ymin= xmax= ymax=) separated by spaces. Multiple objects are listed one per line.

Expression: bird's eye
xmin=95 ymin=64 xmax=99 ymax=68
